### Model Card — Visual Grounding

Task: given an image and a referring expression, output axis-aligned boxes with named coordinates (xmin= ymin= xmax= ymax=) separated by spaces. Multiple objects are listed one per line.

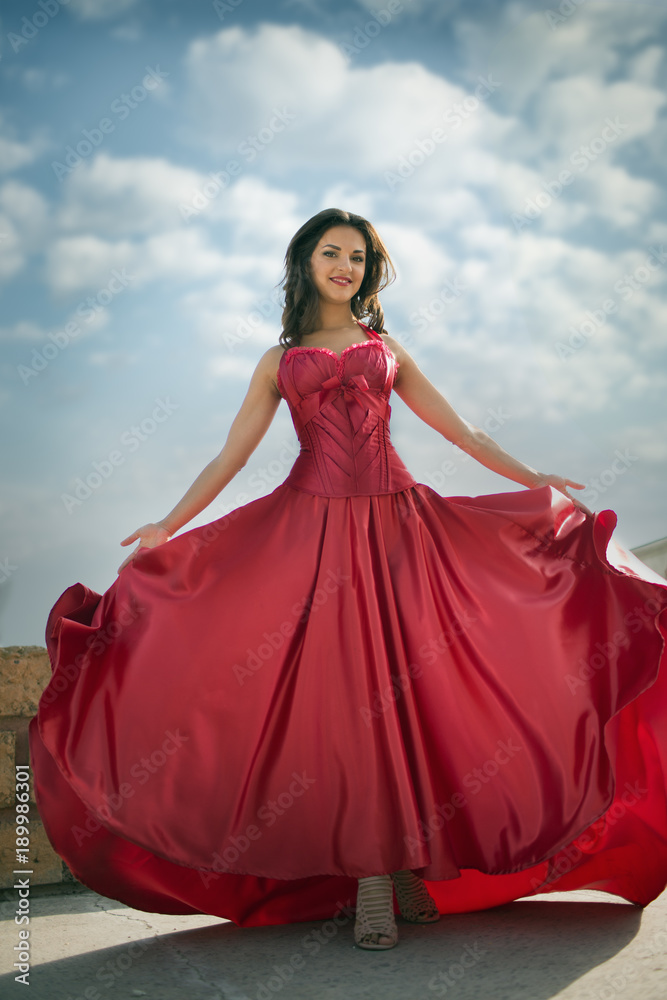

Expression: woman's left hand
xmin=533 ymin=475 xmax=594 ymax=516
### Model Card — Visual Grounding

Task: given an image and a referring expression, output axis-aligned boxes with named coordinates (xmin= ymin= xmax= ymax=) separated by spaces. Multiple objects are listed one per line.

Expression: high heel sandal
xmin=391 ymin=870 xmax=440 ymax=923
xmin=354 ymin=875 xmax=398 ymax=950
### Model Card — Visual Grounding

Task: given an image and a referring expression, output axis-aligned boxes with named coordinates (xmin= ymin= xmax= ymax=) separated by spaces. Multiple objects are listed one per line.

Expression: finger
xmin=566 ymin=481 xmax=586 ymax=490
xmin=119 ymin=533 xmax=138 ymax=546
xmin=117 ymin=544 xmax=143 ymax=572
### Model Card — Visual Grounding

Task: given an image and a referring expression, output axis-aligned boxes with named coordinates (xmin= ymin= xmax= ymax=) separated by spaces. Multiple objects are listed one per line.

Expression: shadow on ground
xmin=0 ymin=889 xmax=648 ymax=1000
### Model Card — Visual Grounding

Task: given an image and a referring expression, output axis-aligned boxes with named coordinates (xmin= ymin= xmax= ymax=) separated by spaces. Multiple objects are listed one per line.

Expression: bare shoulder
xmin=256 ymin=343 xmax=286 ymax=398
xmin=240 ymin=344 xmax=283 ymax=400
xmin=260 ymin=344 xmax=286 ymax=365
xmin=377 ymin=331 xmax=414 ymax=384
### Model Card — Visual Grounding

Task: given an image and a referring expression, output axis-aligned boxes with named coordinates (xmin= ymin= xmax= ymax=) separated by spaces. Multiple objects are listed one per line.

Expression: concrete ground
xmin=1 ymin=883 xmax=666 ymax=999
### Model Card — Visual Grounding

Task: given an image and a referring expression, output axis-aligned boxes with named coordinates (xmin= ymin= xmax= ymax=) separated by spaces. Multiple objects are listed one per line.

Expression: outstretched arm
xmin=386 ymin=337 xmax=590 ymax=512
xmin=118 ymin=347 xmax=283 ymax=571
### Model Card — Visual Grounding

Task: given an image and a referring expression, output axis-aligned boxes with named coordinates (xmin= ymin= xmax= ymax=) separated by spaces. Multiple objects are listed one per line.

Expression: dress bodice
xmin=277 ymin=323 xmax=417 ymax=496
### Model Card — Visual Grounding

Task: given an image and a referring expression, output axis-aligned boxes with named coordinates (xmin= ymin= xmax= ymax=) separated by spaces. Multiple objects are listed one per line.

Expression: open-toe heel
xmin=354 ymin=875 xmax=398 ymax=950
xmin=391 ymin=870 xmax=440 ymax=923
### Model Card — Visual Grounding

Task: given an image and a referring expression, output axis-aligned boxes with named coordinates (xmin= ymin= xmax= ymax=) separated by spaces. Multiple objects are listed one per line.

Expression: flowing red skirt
xmin=29 ymin=483 xmax=667 ymax=926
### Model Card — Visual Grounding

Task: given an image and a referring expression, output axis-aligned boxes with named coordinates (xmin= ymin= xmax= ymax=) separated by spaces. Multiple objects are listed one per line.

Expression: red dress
xmin=29 ymin=322 xmax=667 ymax=926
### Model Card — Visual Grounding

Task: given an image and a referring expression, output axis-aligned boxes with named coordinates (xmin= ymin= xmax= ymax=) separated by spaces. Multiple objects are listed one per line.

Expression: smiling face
xmin=308 ymin=225 xmax=367 ymax=307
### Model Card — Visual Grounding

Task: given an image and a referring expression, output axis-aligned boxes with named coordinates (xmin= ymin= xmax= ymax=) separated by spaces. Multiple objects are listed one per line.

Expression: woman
xmin=31 ymin=209 xmax=667 ymax=952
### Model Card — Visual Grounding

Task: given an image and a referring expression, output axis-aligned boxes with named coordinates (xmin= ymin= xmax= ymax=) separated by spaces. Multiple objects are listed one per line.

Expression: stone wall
xmin=0 ymin=646 xmax=68 ymax=889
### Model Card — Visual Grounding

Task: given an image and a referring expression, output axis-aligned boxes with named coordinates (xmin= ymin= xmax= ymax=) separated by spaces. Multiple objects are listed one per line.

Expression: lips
xmin=330 ymin=277 xmax=352 ymax=285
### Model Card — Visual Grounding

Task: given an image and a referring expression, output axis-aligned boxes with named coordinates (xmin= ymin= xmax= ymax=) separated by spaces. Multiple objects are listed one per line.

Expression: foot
xmin=391 ymin=870 xmax=440 ymax=923
xmin=354 ymin=875 xmax=398 ymax=950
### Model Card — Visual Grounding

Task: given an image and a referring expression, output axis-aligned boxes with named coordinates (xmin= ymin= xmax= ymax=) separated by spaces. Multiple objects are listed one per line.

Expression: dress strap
xmin=357 ymin=321 xmax=383 ymax=343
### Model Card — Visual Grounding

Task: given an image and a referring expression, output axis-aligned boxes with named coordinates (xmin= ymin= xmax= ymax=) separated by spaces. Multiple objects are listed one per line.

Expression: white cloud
xmin=109 ymin=21 xmax=143 ymax=42
xmin=0 ymin=320 xmax=45 ymax=343
xmin=370 ymin=217 xmax=666 ymax=425
xmin=630 ymin=43 xmax=664 ymax=84
xmin=87 ymin=350 xmax=140 ymax=368
xmin=579 ymin=163 xmax=658 ymax=229
xmin=457 ymin=4 xmax=667 ymax=115
xmin=45 ymin=234 xmax=136 ymax=295
xmin=533 ymin=76 xmax=665 ymax=158
xmin=45 ymin=227 xmax=229 ymax=294
xmin=0 ymin=135 xmax=42 ymax=173
xmin=184 ymin=23 xmax=346 ymax=128
xmin=0 ymin=181 xmax=49 ymax=242
xmin=181 ymin=23 xmax=506 ymax=172
xmin=33 ymin=18 xmax=665 ymax=435
xmin=619 ymin=423 xmax=667 ymax=463
xmin=0 ymin=180 xmax=49 ymax=281
xmin=202 ymin=176 xmax=303 ymax=252
xmin=20 ymin=68 xmax=69 ymax=91
xmin=67 ymin=0 xmax=140 ymax=20
xmin=207 ymin=355 xmax=259 ymax=381
xmin=179 ymin=19 xmax=664 ymax=246
xmin=57 ymin=153 xmax=203 ymax=236
xmin=139 ymin=229 xmax=225 ymax=283
xmin=0 ymin=217 xmax=23 ymax=280
xmin=55 ymin=153 xmax=302 ymax=253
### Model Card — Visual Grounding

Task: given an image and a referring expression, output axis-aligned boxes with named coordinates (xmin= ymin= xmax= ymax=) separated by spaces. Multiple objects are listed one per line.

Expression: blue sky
xmin=1 ymin=0 xmax=666 ymax=645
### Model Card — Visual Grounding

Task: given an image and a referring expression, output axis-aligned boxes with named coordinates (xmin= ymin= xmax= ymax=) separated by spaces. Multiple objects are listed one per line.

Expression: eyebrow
xmin=322 ymin=244 xmax=365 ymax=253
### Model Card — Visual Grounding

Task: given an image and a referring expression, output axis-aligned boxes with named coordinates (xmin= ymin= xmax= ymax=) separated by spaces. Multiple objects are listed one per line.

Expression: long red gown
xmin=29 ymin=323 xmax=667 ymax=927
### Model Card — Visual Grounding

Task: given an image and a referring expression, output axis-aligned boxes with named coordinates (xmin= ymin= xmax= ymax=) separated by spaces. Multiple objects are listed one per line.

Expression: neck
xmin=315 ymin=300 xmax=359 ymax=331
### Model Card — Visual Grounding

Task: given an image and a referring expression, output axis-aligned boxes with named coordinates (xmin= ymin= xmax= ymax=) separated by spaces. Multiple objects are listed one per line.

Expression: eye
xmin=323 ymin=250 xmax=337 ymax=257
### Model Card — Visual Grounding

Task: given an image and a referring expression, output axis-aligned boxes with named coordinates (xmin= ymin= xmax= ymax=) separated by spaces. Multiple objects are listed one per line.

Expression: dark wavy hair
xmin=276 ymin=208 xmax=396 ymax=350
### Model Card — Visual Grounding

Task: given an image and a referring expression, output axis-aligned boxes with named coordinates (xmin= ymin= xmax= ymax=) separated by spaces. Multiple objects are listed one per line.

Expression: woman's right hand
xmin=117 ymin=523 xmax=172 ymax=574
